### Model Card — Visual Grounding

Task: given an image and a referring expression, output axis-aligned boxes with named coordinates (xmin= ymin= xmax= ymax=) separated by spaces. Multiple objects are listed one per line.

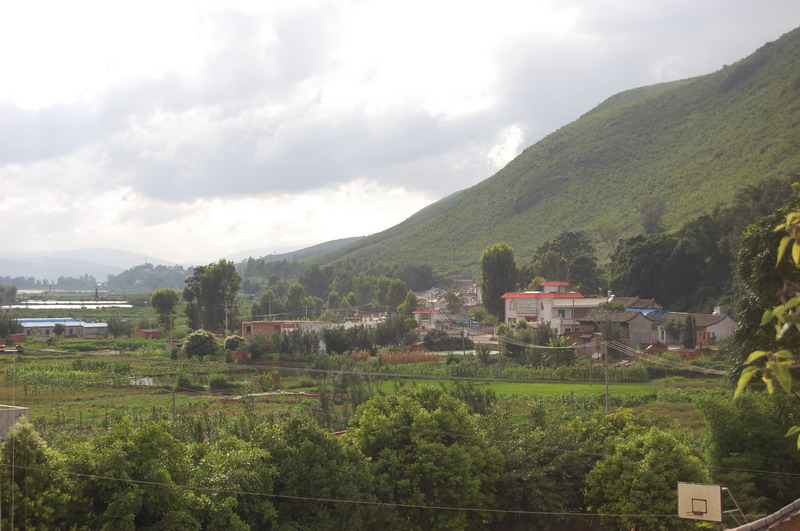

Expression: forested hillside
xmin=315 ymin=27 xmax=800 ymax=276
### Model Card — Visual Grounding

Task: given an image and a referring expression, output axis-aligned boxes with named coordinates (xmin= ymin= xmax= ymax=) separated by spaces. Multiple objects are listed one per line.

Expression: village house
xmin=241 ymin=319 xmax=328 ymax=338
xmin=16 ymin=318 xmax=108 ymax=338
xmin=135 ymin=329 xmax=163 ymax=340
xmin=502 ymin=281 xmax=608 ymax=334
xmin=653 ymin=307 xmax=736 ymax=347
xmin=577 ymin=309 xmax=657 ymax=347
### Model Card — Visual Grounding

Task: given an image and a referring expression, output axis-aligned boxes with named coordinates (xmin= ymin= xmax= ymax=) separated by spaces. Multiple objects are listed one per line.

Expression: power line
xmin=0 ymin=462 xmax=771 ymax=522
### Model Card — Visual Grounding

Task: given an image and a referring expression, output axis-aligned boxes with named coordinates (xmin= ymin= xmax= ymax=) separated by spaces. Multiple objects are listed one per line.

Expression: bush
xmin=208 ymin=374 xmax=236 ymax=392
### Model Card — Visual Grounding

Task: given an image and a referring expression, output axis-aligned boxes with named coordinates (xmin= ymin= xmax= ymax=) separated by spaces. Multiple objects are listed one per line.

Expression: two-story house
xmin=502 ymin=281 xmax=608 ymax=334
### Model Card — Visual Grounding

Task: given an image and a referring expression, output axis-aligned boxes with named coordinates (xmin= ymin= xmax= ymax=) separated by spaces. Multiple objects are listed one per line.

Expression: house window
xmin=557 ymin=309 xmax=566 ymax=318
xmin=517 ymin=299 xmax=539 ymax=316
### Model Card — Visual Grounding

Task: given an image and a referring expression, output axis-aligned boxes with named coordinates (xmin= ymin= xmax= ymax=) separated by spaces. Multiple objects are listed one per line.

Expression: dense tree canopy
xmin=150 ymin=288 xmax=180 ymax=331
xmin=349 ymin=386 xmax=503 ymax=530
xmin=481 ymin=242 xmax=518 ymax=320
xmin=183 ymin=259 xmax=242 ymax=331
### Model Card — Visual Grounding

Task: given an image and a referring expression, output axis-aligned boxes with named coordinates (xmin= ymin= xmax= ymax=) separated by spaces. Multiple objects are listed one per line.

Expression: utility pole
xmin=604 ymin=340 xmax=610 ymax=414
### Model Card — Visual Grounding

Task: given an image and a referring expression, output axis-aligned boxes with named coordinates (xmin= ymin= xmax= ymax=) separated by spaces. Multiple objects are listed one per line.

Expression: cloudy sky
xmin=1 ymin=1 xmax=798 ymax=265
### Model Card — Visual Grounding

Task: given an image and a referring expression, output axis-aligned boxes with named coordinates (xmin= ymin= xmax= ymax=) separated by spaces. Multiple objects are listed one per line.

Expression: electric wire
xmin=0 ymin=462 xmax=743 ymax=522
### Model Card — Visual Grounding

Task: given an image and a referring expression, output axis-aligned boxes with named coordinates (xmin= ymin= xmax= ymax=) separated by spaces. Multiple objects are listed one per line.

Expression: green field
xmin=378 ymin=378 xmax=656 ymax=397
xmin=0 ymin=344 xmax=724 ymax=440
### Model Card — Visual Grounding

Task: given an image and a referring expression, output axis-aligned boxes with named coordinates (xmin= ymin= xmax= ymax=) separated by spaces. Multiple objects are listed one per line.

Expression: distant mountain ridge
xmin=312 ymin=26 xmax=800 ymax=275
xmin=0 ymin=239 xmax=364 ymax=284
xmin=0 ymin=248 xmax=176 ymax=282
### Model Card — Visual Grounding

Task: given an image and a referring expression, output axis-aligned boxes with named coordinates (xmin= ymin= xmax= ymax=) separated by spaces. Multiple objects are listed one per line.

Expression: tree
xmin=396 ymin=290 xmax=419 ymax=317
xmin=681 ymin=315 xmax=697 ymax=349
xmin=374 ymin=316 xmax=419 ymax=347
xmin=189 ymin=436 xmax=277 ymax=529
xmin=68 ymin=420 xmax=197 ymax=529
xmin=698 ymin=393 xmax=800 ymax=513
xmin=53 ymin=323 xmax=65 ymax=337
xmin=299 ymin=264 xmax=330 ymax=298
xmin=386 ymin=279 xmax=408 ymax=312
xmin=224 ymin=334 xmax=245 ymax=352
xmin=0 ymin=314 xmax=21 ymax=339
xmin=734 ymin=183 xmax=800 ymax=451
xmin=585 ymin=426 xmax=709 ymax=530
xmin=568 ymin=253 xmax=603 ymax=295
xmin=253 ymin=417 xmax=382 ymax=529
xmin=0 ymin=284 xmax=17 ymax=305
xmin=286 ymin=283 xmax=305 ymax=314
xmin=246 ymin=333 xmax=273 ymax=360
xmin=531 ymin=249 xmax=568 ymax=280
xmin=150 ymin=288 xmax=180 ymax=332
xmin=537 ymin=230 xmax=596 ymax=261
xmin=183 ymin=259 xmax=242 ymax=331
xmin=481 ymin=243 xmax=518 ymax=320
xmin=106 ymin=314 xmax=133 ymax=338
xmin=251 ymin=288 xmax=285 ymax=319
xmin=183 ymin=329 xmax=219 ymax=361
xmin=1 ymin=420 xmax=72 ymax=529
xmin=349 ymin=386 xmax=503 ymax=529
xmin=444 ymin=290 xmax=463 ymax=314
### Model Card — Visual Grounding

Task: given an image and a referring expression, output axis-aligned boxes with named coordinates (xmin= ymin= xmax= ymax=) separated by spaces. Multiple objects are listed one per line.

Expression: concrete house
xmin=502 ymin=282 xmax=608 ymax=334
xmin=241 ymin=320 xmax=328 ymax=339
xmin=654 ymin=309 xmax=736 ymax=347
xmin=577 ymin=309 xmax=657 ymax=347
xmin=16 ymin=318 xmax=108 ymax=338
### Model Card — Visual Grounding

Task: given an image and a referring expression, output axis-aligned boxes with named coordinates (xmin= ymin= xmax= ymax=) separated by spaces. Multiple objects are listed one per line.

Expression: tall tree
xmin=183 ymin=259 xmax=242 ymax=331
xmin=531 ymin=249 xmax=568 ymax=281
xmin=150 ymin=288 xmax=180 ymax=331
xmin=349 ymin=386 xmax=503 ymax=529
xmin=396 ymin=290 xmax=419 ymax=317
xmin=299 ymin=264 xmax=329 ymax=298
xmin=537 ymin=230 xmax=595 ymax=261
xmin=385 ymin=279 xmax=408 ymax=312
xmin=481 ymin=243 xmax=518 ymax=320
xmin=445 ymin=290 xmax=463 ymax=314
xmin=681 ymin=315 xmax=697 ymax=349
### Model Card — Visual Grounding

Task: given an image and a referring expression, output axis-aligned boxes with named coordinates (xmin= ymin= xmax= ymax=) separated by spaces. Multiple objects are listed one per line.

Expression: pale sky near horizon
xmin=1 ymin=1 xmax=798 ymax=265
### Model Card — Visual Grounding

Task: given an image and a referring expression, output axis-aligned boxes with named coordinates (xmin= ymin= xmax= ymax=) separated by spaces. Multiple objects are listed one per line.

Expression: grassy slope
xmin=316 ymin=27 xmax=800 ymax=276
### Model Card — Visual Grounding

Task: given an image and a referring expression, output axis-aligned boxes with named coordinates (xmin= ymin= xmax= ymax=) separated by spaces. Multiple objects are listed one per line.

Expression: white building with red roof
xmin=501 ymin=281 xmax=607 ymax=334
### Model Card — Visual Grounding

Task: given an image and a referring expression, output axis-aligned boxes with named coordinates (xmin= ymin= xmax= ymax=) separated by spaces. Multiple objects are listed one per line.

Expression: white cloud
xmin=487 ymin=124 xmax=525 ymax=169
xmin=0 ymin=0 xmax=798 ymax=265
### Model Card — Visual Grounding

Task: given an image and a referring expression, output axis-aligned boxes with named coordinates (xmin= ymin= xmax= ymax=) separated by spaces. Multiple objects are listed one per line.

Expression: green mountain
xmin=315 ymin=26 xmax=800 ymax=277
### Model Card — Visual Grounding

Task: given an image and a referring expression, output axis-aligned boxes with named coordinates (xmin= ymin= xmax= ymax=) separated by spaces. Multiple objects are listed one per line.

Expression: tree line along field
xmin=0 ymin=337 xmax=797 ymax=528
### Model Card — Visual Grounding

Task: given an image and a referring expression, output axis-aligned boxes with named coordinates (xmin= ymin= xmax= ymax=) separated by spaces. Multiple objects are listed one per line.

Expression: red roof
xmin=501 ymin=292 xmax=584 ymax=299
xmin=541 ymin=281 xmax=569 ymax=286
